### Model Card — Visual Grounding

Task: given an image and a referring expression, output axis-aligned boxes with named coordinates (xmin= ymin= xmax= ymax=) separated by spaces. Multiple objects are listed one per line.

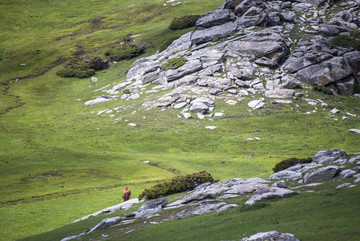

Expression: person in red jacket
xmin=122 ymin=187 xmax=131 ymax=202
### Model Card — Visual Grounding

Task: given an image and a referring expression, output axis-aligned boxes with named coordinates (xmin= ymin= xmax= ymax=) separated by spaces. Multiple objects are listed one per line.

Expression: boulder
xmin=196 ymin=9 xmax=236 ymax=28
xmin=165 ymin=59 xmax=202 ymax=82
xmin=280 ymin=75 xmax=301 ymax=89
xmin=163 ymin=32 xmax=193 ymax=58
xmin=245 ymin=187 xmax=295 ymax=205
xmin=137 ymin=198 xmax=168 ymax=212
xmin=313 ymin=149 xmax=347 ymax=164
xmin=240 ymin=231 xmax=300 ymax=241
xmin=234 ymin=0 xmax=266 ymax=16
xmin=225 ymin=30 xmax=289 ymax=63
xmin=336 ymin=77 xmax=355 ymax=95
xmin=268 ymin=170 xmax=302 ymax=181
xmin=86 ymin=216 xmax=123 ymax=234
xmin=284 ymin=57 xmax=313 ymax=74
xmin=191 ymin=22 xmax=238 ymax=45
xmin=177 ymin=202 xmax=238 ymax=218
xmin=296 ymin=64 xmax=323 ymax=85
xmin=235 ymin=6 xmax=268 ymax=28
xmin=339 ymin=169 xmax=357 ymax=179
xmin=181 ymin=183 xmax=229 ymax=203
xmin=190 ymin=102 xmax=210 ymax=113
xmin=135 ymin=206 xmax=163 ymax=219
xmin=224 ymin=0 xmax=243 ymax=10
xmin=226 ymin=180 xmax=268 ymax=195
xmin=248 ymin=99 xmax=265 ymax=109
xmin=323 ymin=57 xmax=352 ymax=82
xmin=344 ymin=51 xmax=360 ymax=74
xmin=303 ymin=166 xmax=339 ymax=183
xmin=265 ymin=89 xmax=295 ymax=98
xmin=85 ymin=96 xmax=114 ymax=106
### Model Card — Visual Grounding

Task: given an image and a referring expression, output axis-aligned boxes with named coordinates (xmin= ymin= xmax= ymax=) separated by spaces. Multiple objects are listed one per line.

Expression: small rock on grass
xmin=349 ymin=129 xmax=360 ymax=134
xmin=205 ymin=126 xmax=217 ymax=129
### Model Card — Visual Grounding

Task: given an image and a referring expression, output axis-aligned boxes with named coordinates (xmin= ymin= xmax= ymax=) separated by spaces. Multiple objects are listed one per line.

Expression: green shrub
xmin=272 ymin=157 xmax=312 ymax=173
xmin=104 ymin=43 xmax=145 ymax=62
xmin=313 ymin=85 xmax=333 ymax=95
xmin=169 ymin=15 xmax=200 ymax=30
xmin=56 ymin=56 xmax=109 ymax=78
xmin=330 ymin=30 xmax=360 ymax=50
xmin=161 ymin=57 xmax=188 ymax=70
xmin=138 ymin=171 xmax=214 ymax=200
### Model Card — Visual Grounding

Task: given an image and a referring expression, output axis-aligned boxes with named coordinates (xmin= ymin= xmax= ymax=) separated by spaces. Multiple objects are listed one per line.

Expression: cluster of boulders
xmin=84 ymin=0 xmax=360 ymax=122
xmin=63 ymin=148 xmax=360 ymax=241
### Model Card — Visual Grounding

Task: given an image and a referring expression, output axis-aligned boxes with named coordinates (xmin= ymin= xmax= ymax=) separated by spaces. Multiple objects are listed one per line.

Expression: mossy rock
xmin=169 ymin=15 xmax=200 ymax=30
xmin=161 ymin=57 xmax=188 ymax=70
xmin=139 ymin=171 xmax=214 ymax=200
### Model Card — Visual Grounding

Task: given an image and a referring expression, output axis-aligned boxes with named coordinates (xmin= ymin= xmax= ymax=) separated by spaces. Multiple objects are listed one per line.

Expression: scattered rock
xmin=86 ymin=216 xmax=123 ymax=234
xmin=177 ymin=202 xmax=238 ymax=218
xmin=240 ymin=231 xmax=299 ymax=241
xmin=339 ymin=169 xmax=357 ymax=179
xmin=313 ymin=149 xmax=347 ymax=164
xmin=245 ymin=187 xmax=295 ymax=205
xmin=248 ymin=99 xmax=265 ymax=109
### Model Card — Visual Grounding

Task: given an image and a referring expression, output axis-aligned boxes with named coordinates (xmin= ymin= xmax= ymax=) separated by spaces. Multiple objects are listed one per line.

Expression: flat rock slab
xmin=349 ymin=129 xmax=360 ymax=133
xmin=248 ymin=99 xmax=265 ymax=109
xmin=245 ymin=187 xmax=295 ymax=205
xmin=304 ymin=165 xmax=339 ymax=183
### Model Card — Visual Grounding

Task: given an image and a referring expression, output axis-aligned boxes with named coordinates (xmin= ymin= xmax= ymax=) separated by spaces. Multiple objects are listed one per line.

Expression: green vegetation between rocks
xmin=139 ymin=171 xmax=214 ymax=200
xmin=313 ymin=85 xmax=334 ymax=95
xmin=272 ymin=157 xmax=313 ymax=173
xmin=330 ymin=30 xmax=360 ymax=50
xmin=161 ymin=56 xmax=188 ymax=70
xmin=169 ymin=15 xmax=201 ymax=30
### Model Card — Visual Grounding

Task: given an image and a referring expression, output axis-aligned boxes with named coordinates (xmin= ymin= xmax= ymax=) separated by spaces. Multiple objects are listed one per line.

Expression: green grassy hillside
xmin=0 ymin=0 xmax=360 ymax=241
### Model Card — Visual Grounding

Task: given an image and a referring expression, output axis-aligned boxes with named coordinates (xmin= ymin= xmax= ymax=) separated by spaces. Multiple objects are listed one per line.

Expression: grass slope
xmin=0 ymin=0 xmax=359 ymax=241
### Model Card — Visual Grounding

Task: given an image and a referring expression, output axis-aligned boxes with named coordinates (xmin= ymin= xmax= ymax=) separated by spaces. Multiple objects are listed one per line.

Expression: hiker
xmin=122 ymin=187 xmax=131 ymax=202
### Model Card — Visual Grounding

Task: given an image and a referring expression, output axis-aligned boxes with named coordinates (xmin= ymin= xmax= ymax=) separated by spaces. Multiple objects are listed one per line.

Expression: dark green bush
xmin=161 ymin=57 xmax=188 ymax=70
xmin=272 ymin=157 xmax=312 ymax=173
xmin=56 ymin=56 xmax=109 ymax=78
xmin=169 ymin=15 xmax=200 ymax=30
xmin=138 ymin=171 xmax=214 ymax=200
xmin=330 ymin=30 xmax=360 ymax=50
xmin=105 ymin=43 xmax=145 ymax=62
xmin=313 ymin=85 xmax=333 ymax=95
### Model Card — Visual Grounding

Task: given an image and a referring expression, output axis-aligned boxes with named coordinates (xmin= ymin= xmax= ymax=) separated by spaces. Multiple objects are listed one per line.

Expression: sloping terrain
xmin=0 ymin=0 xmax=360 ymax=240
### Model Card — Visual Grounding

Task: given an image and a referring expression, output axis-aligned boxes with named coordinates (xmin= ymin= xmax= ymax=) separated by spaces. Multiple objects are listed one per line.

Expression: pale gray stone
xmin=191 ymin=22 xmax=238 ymax=45
xmin=339 ymin=169 xmax=357 ymax=179
xmin=313 ymin=149 xmax=347 ymax=164
xmin=268 ymin=170 xmax=302 ymax=181
xmin=240 ymin=231 xmax=299 ymax=241
xmin=265 ymin=89 xmax=295 ymax=98
xmin=86 ymin=216 xmax=123 ymax=233
xmin=165 ymin=59 xmax=202 ymax=82
xmin=248 ymin=99 xmax=265 ymax=109
xmin=196 ymin=9 xmax=236 ymax=28
xmin=177 ymin=202 xmax=237 ymax=218
xmin=245 ymin=187 xmax=295 ymax=205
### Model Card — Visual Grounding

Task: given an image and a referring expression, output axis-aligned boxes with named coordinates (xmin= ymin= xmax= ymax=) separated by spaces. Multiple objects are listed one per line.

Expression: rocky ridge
xmin=85 ymin=0 xmax=360 ymax=124
xmin=62 ymin=148 xmax=360 ymax=241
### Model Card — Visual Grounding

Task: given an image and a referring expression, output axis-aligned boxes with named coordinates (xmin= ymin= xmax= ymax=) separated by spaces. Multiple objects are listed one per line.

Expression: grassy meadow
xmin=0 ymin=0 xmax=360 ymax=240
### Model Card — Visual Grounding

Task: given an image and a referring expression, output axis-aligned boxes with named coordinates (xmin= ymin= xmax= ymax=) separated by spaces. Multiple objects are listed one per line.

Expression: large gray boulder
xmin=241 ymin=231 xmax=300 ymax=241
xmin=234 ymin=0 xmax=266 ymax=16
xmin=265 ymin=89 xmax=295 ymax=98
xmin=245 ymin=187 xmax=295 ymax=205
xmin=303 ymin=166 xmax=339 ymax=183
xmin=313 ymin=149 xmax=347 ymax=164
xmin=181 ymin=183 xmax=228 ymax=203
xmin=225 ymin=178 xmax=268 ymax=195
xmin=248 ymin=99 xmax=265 ymax=109
xmin=235 ymin=6 xmax=268 ymax=28
xmin=225 ymin=30 xmax=289 ymax=64
xmin=196 ymin=9 xmax=236 ymax=28
xmin=86 ymin=216 xmax=123 ymax=234
xmin=165 ymin=59 xmax=202 ymax=82
xmin=135 ymin=198 xmax=168 ymax=219
xmin=177 ymin=202 xmax=238 ymax=218
xmin=162 ymin=32 xmax=192 ymax=58
xmin=191 ymin=22 xmax=238 ymax=45
xmin=268 ymin=170 xmax=302 ymax=181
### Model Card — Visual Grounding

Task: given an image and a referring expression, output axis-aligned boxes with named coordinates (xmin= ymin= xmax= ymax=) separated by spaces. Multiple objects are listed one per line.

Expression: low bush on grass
xmin=161 ymin=57 xmax=188 ymax=70
xmin=56 ymin=56 xmax=109 ymax=78
xmin=169 ymin=15 xmax=200 ymax=30
xmin=139 ymin=171 xmax=214 ymax=200
xmin=272 ymin=157 xmax=312 ymax=173
xmin=330 ymin=30 xmax=360 ymax=50
xmin=104 ymin=43 xmax=146 ymax=62
xmin=313 ymin=85 xmax=333 ymax=95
